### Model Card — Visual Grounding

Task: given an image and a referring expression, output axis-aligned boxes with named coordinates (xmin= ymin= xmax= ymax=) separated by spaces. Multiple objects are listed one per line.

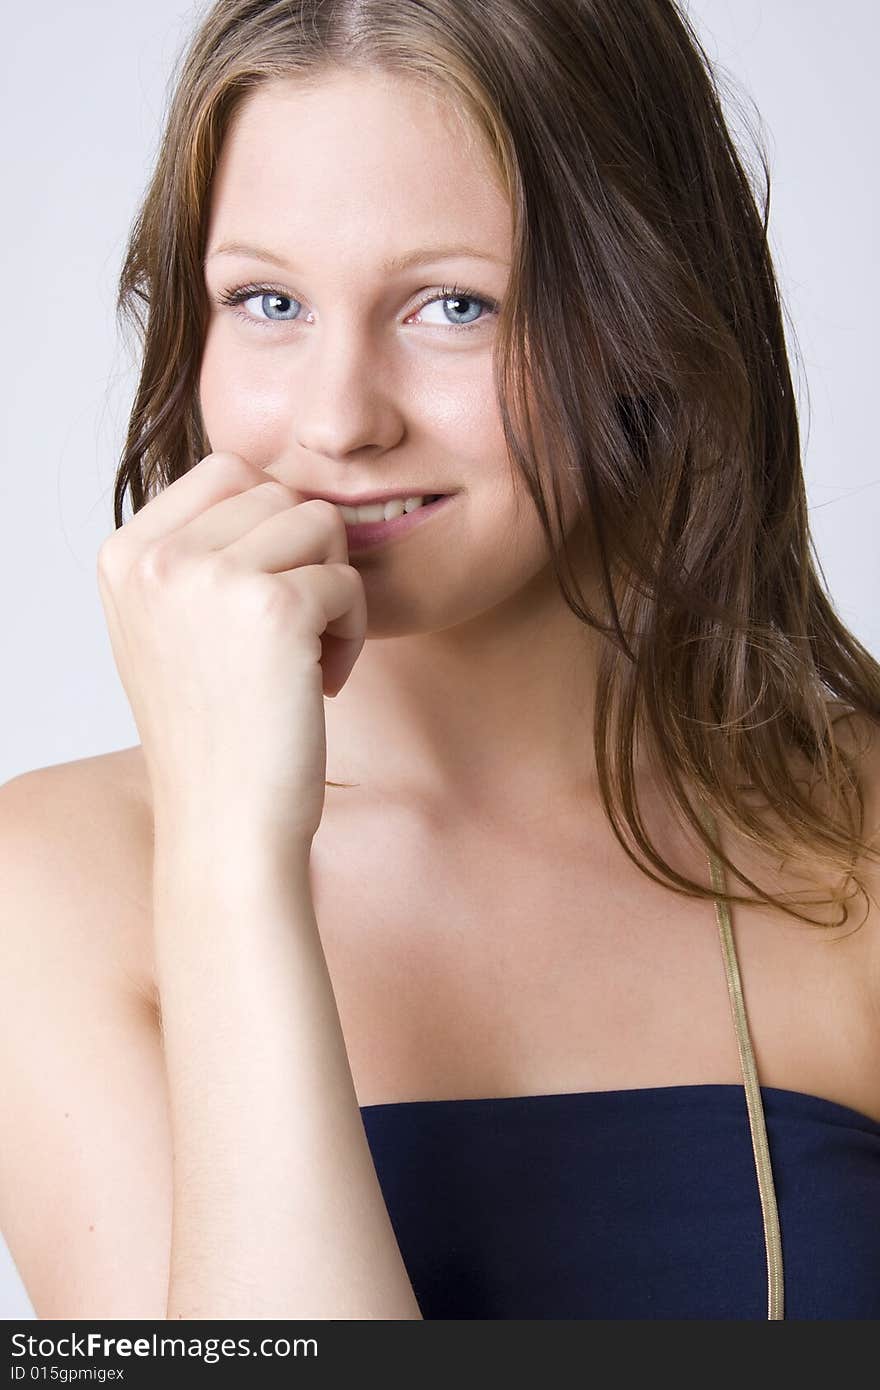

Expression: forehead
xmin=205 ymin=70 xmax=512 ymax=270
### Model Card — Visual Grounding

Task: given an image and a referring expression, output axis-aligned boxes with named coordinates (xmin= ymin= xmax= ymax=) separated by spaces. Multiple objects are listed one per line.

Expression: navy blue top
xmin=359 ymin=1084 xmax=880 ymax=1319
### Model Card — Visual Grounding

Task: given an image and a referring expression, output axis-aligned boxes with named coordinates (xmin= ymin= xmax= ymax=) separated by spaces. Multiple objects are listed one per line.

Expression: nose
xmin=292 ymin=326 xmax=404 ymax=463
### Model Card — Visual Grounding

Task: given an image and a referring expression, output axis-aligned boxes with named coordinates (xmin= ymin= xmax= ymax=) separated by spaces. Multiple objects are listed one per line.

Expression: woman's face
xmin=200 ymin=68 xmax=581 ymax=635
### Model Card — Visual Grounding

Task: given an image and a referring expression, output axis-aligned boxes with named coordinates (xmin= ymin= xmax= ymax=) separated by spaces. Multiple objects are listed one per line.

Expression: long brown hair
xmin=113 ymin=0 xmax=880 ymax=928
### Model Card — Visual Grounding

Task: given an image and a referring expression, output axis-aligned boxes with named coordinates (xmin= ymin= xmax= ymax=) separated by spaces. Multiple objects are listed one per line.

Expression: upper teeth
xmin=338 ymin=496 xmax=433 ymax=524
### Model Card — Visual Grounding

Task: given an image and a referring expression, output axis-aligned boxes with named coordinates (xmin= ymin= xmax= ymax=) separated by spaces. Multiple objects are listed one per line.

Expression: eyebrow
xmin=205 ymin=240 xmax=509 ymax=273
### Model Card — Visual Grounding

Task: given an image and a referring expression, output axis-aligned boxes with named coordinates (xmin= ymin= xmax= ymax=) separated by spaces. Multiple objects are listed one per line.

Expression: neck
xmin=323 ymin=561 xmax=618 ymax=821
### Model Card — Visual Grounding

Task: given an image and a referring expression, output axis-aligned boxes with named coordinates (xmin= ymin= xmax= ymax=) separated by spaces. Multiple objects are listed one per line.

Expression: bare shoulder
xmin=0 ymin=748 xmax=170 ymax=1318
xmin=0 ymin=747 xmax=156 ymax=1002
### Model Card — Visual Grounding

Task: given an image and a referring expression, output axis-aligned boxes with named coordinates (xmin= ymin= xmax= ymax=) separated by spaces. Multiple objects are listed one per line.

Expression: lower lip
xmin=343 ymin=494 xmax=455 ymax=552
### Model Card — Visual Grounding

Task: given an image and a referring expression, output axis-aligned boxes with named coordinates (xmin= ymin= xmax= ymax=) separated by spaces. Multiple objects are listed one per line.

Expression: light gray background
xmin=1 ymin=0 xmax=876 ymax=1320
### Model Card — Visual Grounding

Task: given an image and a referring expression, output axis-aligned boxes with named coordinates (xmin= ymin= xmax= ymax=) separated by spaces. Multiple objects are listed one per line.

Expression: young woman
xmin=2 ymin=0 xmax=879 ymax=1321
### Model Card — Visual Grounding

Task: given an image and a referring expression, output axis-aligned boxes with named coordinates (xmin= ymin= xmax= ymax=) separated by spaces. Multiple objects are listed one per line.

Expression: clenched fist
xmin=96 ymin=452 xmax=367 ymax=847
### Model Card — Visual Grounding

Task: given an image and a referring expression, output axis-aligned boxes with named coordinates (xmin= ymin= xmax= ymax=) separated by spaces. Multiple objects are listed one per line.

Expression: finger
xmin=103 ymin=453 xmax=269 ymax=551
xmin=222 ymin=498 xmax=350 ymax=571
xmin=284 ymin=562 xmax=367 ymax=695
xmin=175 ymin=479 xmax=307 ymax=553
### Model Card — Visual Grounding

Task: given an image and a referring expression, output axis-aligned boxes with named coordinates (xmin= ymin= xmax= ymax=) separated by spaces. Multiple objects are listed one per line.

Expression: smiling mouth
xmin=335 ymin=494 xmax=445 ymax=524
xmin=340 ymin=493 xmax=455 ymax=552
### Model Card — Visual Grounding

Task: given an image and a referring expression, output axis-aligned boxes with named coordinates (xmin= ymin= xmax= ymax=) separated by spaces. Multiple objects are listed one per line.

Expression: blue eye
xmin=220 ymin=288 xmax=302 ymax=322
xmin=414 ymin=285 xmax=491 ymax=329
xmin=254 ymin=291 xmax=300 ymax=322
xmin=216 ymin=281 xmax=498 ymax=334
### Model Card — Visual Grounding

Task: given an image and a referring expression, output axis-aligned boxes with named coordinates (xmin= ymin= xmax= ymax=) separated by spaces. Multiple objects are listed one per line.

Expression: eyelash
xmin=215 ymin=281 xmax=498 ymax=334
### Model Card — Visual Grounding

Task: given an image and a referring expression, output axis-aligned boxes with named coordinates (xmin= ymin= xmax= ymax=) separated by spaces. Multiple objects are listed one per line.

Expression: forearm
xmin=152 ymin=816 xmax=422 ymax=1320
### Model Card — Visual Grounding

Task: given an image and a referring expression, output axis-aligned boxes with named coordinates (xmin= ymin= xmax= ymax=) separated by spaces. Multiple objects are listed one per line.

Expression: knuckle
xmin=135 ymin=537 xmax=178 ymax=587
xmin=245 ymin=572 xmax=305 ymax=627
xmin=97 ymin=531 xmax=140 ymax=592
xmin=281 ymin=569 xmax=322 ymax=630
xmin=196 ymin=549 xmax=233 ymax=586
xmin=203 ymin=450 xmax=262 ymax=486
xmin=96 ymin=536 xmax=118 ymax=581
xmin=301 ymin=497 xmax=343 ymax=527
xmin=242 ymin=571 xmax=278 ymax=610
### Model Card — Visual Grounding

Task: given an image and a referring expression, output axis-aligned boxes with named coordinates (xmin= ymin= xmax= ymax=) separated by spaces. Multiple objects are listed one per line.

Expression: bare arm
xmin=0 ymin=765 xmax=173 ymax=1321
xmin=153 ymin=810 xmax=422 ymax=1320
xmin=93 ymin=453 xmax=420 ymax=1317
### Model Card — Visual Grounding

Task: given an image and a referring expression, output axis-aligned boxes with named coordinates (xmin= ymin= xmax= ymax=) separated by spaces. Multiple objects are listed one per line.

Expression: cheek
xmin=462 ymin=443 xmax=586 ymax=607
xmin=198 ymin=329 xmax=291 ymax=465
xmin=460 ymin=472 xmax=556 ymax=605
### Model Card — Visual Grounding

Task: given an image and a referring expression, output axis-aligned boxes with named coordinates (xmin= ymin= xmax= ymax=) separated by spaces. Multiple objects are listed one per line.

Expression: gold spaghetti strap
xmin=697 ymin=800 xmax=785 ymax=1320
